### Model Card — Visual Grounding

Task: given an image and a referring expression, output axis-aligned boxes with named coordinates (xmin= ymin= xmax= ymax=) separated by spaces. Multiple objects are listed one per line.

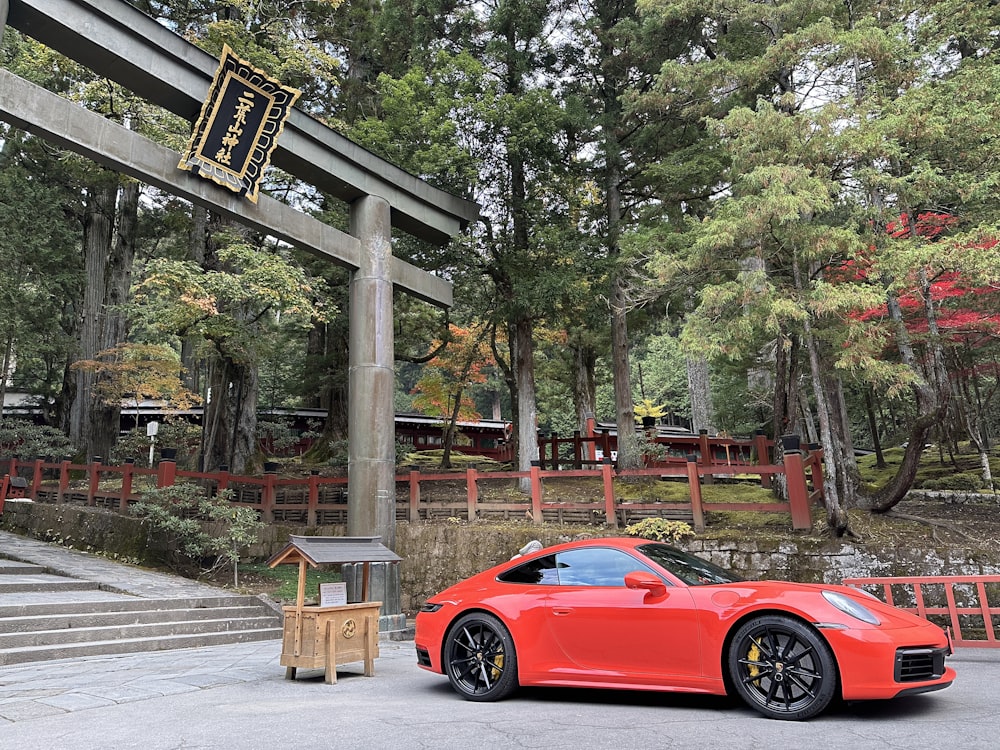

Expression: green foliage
xmin=256 ymin=418 xmax=299 ymax=453
xmin=109 ymin=419 xmax=202 ymax=468
xmin=133 ymin=237 xmax=327 ymax=366
xmin=920 ymin=473 xmax=985 ymax=492
xmin=0 ymin=419 xmax=75 ymax=460
xmin=130 ymin=484 xmax=264 ymax=587
xmin=623 ymin=518 xmax=695 ymax=543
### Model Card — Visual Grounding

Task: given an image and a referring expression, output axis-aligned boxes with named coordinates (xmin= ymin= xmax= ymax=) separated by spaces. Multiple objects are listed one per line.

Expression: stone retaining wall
xmin=4 ymin=501 xmax=1000 ymax=613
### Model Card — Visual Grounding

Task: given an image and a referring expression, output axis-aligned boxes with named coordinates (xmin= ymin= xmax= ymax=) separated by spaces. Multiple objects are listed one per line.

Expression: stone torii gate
xmin=0 ymin=0 xmax=480 ymax=630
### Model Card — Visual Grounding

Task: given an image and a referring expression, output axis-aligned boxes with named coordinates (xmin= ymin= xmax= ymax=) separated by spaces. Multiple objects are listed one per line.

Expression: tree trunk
xmin=686 ymin=355 xmax=715 ymax=434
xmin=861 ymin=285 xmax=949 ymax=511
xmin=181 ymin=205 xmax=208 ymax=395
xmin=610 ymin=273 xmax=640 ymax=469
xmin=572 ymin=341 xmax=597 ymax=432
xmin=71 ymin=179 xmax=119 ymax=460
xmin=203 ymin=357 xmax=259 ymax=473
xmin=863 ymin=387 xmax=887 ymax=469
xmin=794 ymin=258 xmax=850 ymax=535
xmin=513 ymin=315 xmax=539 ymax=492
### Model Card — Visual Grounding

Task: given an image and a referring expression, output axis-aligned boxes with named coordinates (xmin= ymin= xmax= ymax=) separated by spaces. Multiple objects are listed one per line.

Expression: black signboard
xmin=178 ymin=45 xmax=300 ymax=203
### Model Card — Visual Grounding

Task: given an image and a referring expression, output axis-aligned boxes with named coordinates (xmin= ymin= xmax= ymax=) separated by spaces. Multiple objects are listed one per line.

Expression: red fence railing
xmin=1 ymin=443 xmax=824 ymax=532
xmin=844 ymin=574 xmax=1000 ymax=648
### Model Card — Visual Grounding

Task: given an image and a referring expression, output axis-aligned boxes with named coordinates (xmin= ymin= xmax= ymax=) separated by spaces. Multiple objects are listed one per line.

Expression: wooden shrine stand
xmin=267 ymin=536 xmax=401 ymax=684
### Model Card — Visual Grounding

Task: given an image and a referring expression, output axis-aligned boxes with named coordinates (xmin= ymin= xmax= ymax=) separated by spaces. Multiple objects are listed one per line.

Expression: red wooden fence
xmin=844 ymin=574 xmax=1000 ymax=648
xmin=2 ymin=442 xmax=823 ymax=532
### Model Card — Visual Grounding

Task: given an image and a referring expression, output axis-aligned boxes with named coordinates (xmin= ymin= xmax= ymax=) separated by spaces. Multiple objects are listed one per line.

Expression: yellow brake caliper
xmin=747 ymin=642 xmax=761 ymax=686
xmin=490 ymin=652 xmax=504 ymax=680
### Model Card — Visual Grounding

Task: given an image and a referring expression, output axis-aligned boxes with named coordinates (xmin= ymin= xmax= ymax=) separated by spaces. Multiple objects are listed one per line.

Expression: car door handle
xmin=552 ymin=608 xmax=574 ymax=616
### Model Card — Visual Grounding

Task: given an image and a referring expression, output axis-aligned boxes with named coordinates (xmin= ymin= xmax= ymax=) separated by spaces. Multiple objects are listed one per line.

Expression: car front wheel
xmin=728 ymin=614 xmax=838 ymax=720
xmin=444 ymin=612 xmax=518 ymax=701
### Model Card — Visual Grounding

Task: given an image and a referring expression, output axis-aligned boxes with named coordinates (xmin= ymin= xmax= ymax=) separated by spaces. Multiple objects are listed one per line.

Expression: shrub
xmin=921 ymin=473 xmax=985 ymax=492
xmin=623 ymin=517 xmax=696 ymax=543
xmin=130 ymin=483 xmax=263 ymax=586
xmin=0 ymin=419 xmax=75 ymax=459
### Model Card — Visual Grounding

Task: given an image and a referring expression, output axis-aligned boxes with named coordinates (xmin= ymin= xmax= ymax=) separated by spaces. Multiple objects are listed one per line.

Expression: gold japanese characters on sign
xmin=178 ymin=44 xmax=300 ymax=203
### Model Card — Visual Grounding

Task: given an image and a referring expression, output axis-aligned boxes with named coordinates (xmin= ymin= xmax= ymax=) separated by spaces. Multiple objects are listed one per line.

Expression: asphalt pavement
xmin=2 ymin=531 xmax=1000 ymax=749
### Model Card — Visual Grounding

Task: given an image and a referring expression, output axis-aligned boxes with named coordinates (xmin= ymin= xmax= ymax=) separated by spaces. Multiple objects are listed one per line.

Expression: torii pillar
xmin=346 ymin=195 xmax=403 ymax=630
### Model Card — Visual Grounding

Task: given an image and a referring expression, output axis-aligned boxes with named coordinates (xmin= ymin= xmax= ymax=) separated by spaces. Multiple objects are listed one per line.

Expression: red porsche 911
xmin=414 ymin=537 xmax=955 ymax=720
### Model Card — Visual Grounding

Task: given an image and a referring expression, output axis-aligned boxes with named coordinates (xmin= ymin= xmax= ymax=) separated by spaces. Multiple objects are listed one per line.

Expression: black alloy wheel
xmin=728 ymin=614 xmax=838 ymax=720
xmin=444 ymin=612 xmax=519 ymax=701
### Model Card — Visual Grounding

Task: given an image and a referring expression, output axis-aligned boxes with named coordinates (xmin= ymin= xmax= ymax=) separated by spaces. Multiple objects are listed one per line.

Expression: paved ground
xmin=2 ymin=531 xmax=1000 ymax=749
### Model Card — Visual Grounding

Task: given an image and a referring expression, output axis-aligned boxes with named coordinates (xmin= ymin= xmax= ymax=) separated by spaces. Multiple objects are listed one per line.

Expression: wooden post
xmin=584 ymin=413 xmax=597 ymax=464
xmin=216 ymin=465 xmax=230 ymax=492
xmin=293 ymin=558 xmax=307 ymax=668
xmin=295 ymin=559 xmax=307 ymax=607
xmin=409 ymin=470 xmax=421 ymax=522
xmin=261 ymin=472 xmax=276 ymax=523
xmin=686 ymin=455 xmax=706 ymax=532
xmin=324 ymin=619 xmax=338 ymax=684
xmin=754 ymin=430 xmax=772 ymax=488
xmin=156 ymin=456 xmax=176 ymax=489
xmin=58 ymin=460 xmax=71 ymax=502
xmin=31 ymin=458 xmax=43 ymax=498
xmin=466 ymin=467 xmax=478 ymax=520
xmin=602 ymin=458 xmax=617 ymax=529
xmin=307 ymin=471 xmax=319 ymax=526
xmin=364 ymin=613 xmax=376 ymax=677
xmin=119 ymin=461 xmax=134 ymax=511
xmin=87 ymin=457 xmax=101 ymax=506
xmin=698 ymin=430 xmax=711 ymax=467
xmin=783 ymin=450 xmax=813 ymax=531
xmin=529 ymin=461 xmax=543 ymax=524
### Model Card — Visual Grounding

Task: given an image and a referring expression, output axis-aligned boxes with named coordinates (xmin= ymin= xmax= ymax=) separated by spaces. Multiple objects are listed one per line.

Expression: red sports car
xmin=415 ymin=537 xmax=955 ymax=720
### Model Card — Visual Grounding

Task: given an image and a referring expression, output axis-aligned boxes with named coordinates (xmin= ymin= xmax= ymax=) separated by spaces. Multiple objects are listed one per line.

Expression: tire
xmin=444 ymin=612 xmax=519 ymax=701
xmin=728 ymin=614 xmax=838 ymax=721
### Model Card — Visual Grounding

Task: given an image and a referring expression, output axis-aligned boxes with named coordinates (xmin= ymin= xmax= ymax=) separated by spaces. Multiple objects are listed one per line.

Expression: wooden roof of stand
xmin=266 ymin=535 xmax=402 ymax=568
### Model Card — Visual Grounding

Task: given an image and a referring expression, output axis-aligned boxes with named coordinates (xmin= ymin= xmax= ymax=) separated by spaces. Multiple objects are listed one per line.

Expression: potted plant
xmin=634 ymin=398 xmax=667 ymax=428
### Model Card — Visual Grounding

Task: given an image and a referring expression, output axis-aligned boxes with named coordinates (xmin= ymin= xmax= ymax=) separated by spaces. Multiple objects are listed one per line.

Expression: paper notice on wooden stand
xmin=319 ymin=582 xmax=348 ymax=607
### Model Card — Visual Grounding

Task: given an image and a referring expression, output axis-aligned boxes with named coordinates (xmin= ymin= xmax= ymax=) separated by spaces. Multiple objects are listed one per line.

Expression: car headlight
xmin=419 ymin=602 xmax=443 ymax=613
xmin=823 ymin=590 xmax=881 ymax=625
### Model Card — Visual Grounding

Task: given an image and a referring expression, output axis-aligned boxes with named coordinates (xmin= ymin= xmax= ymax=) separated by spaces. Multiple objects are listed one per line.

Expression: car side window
xmin=497 ymin=554 xmax=559 ymax=585
xmin=554 ymin=548 xmax=657 ymax=587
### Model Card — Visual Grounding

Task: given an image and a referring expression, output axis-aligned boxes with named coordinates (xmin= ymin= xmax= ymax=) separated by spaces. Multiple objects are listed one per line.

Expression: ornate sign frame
xmin=178 ymin=44 xmax=300 ymax=203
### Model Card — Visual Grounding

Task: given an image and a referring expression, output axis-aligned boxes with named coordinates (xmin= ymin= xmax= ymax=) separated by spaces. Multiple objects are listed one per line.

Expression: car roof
xmin=514 ymin=536 xmax=651 ymax=561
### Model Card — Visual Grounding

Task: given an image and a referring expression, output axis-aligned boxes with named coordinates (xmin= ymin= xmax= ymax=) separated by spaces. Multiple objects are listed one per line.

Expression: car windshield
xmin=637 ymin=543 xmax=744 ymax=586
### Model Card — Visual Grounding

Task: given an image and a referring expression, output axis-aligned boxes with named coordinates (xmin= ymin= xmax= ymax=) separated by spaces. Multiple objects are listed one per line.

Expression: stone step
xmin=0 ymin=576 xmax=101 ymax=594
xmin=0 ymin=615 xmax=282 ymax=649
xmin=0 ymin=604 xmax=277 ymax=633
xmin=0 ymin=595 xmax=264 ymax=619
xmin=0 ymin=628 xmax=284 ymax=666
xmin=0 ymin=561 xmax=46 ymax=575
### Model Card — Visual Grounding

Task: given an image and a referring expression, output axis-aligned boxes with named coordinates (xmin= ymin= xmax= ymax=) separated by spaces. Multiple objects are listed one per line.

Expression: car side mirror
xmin=625 ymin=571 xmax=667 ymax=598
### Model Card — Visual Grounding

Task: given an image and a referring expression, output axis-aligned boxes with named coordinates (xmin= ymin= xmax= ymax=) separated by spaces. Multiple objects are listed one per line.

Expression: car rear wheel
xmin=444 ymin=612 xmax=518 ymax=701
xmin=728 ymin=614 xmax=837 ymax=721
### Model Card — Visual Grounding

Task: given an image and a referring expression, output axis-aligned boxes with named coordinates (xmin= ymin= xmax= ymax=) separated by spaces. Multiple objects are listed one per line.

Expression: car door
xmin=543 ymin=547 xmax=703 ymax=681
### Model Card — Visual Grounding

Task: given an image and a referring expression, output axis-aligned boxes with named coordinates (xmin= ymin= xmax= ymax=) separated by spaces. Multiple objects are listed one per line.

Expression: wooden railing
xmin=538 ymin=429 xmax=774 ymax=472
xmin=1 ymin=443 xmax=823 ymax=532
xmin=844 ymin=574 xmax=1000 ymax=648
